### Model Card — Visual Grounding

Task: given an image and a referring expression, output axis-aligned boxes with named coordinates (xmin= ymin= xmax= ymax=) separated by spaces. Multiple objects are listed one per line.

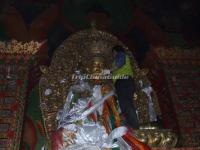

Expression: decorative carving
xmin=0 ymin=40 xmax=41 ymax=150
xmin=134 ymin=128 xmax=178 ymax=147
xmin=0 ymin=57 xmax=30 ymax=150
xmin=0 ymin=40 xmax=44 ymax=54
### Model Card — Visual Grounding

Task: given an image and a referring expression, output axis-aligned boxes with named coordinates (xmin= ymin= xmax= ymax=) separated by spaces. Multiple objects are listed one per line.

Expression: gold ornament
xmin=0 ymin=40 xmax=45 ymax=54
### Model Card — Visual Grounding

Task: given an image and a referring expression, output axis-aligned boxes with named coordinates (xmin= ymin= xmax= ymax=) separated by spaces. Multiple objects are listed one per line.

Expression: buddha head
xmin=87 ymin=56 xmax=105 ymax=75
xmin=85 ymin=39 xmax=110 ymax=75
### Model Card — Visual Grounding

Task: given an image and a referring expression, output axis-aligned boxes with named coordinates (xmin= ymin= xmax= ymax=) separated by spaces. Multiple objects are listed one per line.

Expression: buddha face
xmin=90 ymin=57 xmax=105 ymax=74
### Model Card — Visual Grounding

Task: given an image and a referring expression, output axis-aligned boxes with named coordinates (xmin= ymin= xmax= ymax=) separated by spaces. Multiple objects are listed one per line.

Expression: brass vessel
xmin=135 ymin=123 xmax=178 ymax=147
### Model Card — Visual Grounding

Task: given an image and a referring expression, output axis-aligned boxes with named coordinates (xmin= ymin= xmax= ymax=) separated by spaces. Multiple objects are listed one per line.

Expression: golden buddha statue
xmin=39 ymin=25 xmax=177 ymax=149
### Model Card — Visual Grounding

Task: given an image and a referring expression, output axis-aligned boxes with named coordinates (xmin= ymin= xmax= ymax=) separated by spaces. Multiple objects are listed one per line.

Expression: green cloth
xmin=112 ymin=55 xmax=134 ymax=83
xmin=25 ymin=85 xmax=46 ymax=150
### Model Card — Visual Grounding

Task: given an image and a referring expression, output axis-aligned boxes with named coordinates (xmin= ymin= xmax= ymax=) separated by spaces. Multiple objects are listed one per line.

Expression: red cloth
xmin=51 ymin=128 xmax=64 ymax=150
